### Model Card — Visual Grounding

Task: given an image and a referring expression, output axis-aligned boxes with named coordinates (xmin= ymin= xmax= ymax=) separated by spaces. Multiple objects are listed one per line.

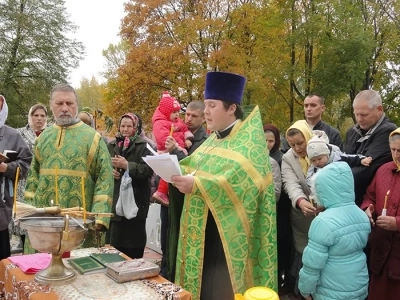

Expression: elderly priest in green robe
xmin=171 ymin=72 xmax=277 ymax=300
xmin=24 ymin=83 xmax=114 ymax=251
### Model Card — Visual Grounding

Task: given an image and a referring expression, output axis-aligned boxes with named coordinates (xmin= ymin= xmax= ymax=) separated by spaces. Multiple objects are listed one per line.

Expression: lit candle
xmin=55 ymin=167 xmax=59 ymax=205
xmin=81 ymin=177 xmax=86 ymax=224
xmin=382 ymin=190 xmax=390 ymax=216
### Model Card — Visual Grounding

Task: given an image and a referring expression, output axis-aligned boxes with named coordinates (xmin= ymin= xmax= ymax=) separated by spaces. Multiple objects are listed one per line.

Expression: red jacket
xmin=361 ymin=161 xmax=400 ymax=279
xmin=152 ymin=107 xmax=192 ymax=151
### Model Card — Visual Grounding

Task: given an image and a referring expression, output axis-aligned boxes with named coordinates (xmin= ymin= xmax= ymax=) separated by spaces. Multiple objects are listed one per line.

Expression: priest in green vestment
xmin=24 ymin=83 xmax=114 ymax=250
xmin=171 ymin=72 xmax=277 ymax=300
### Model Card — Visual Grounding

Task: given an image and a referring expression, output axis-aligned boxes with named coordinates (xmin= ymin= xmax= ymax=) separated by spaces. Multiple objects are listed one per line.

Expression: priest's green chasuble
xmin=24 ymin=122 xmax=113 ymax=250
xmin=175 ymin=105 xmax=277 ymax=299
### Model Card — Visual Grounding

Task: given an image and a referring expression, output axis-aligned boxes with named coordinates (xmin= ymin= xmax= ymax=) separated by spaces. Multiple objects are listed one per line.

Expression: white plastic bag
xmin=116 ymin=171 xmax=138 ymax=219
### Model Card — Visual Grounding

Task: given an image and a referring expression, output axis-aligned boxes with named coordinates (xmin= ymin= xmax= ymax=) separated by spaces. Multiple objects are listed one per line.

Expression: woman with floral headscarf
xmin=106 ymin=113 xmax=153 ymax=259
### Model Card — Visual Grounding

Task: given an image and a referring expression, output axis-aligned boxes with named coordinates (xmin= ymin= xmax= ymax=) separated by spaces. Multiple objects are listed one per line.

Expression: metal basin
xmin=19 ymin=214 xmax=95 ymax=285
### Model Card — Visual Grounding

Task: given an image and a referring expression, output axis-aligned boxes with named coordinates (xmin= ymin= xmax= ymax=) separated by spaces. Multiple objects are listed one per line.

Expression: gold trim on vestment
xmin=214 ymin=147 xmax=273 ymax=191
xmin=53 ymin=122 xmax=85 ymax=150
xmin=40 ymin=169 xmax=87 ymax=178
xmin=95 ymin=219 xmax=109 ymax=229
xmin=196 ymin=171 xmax=255 ymax=292
xmin=55 ymin=127 xmax=65 ymax=150
xmin=87 ymin=133 xmax=101 ymax=168
xmin=93 ymin=195 xmax=113 ymax=206
xmin=184 ymin=132 xmax=273 ymax=293
xmin=34 ymin=140 xmax=42 ymax=162
xmin=53 ymin=122 xmax=84 ymax=130
xmin=218 ymin=175 xmax=254 ymax=289
xmin=178 ymin=192 xmax=208 ymax=293
xmin=177 ymin=106 xmax=277 ymax=296
xmin=178 ymin=194 xmax=191 ymax=285
xmin=24 ymin=191 xmax=35 ymax=200
xmin=190 ymin=181 xmax=208 ymax=295
xmin=230 ymin=119 xmax=242 ymax=135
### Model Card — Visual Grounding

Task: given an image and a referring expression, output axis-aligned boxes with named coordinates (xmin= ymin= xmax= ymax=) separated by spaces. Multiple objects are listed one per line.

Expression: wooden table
xmin=0 ymin=248 xmax=192 ymax=300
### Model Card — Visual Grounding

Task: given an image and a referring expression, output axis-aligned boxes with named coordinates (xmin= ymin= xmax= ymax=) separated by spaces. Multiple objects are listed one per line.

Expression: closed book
xmin=68 ymin=256 xmax=105 ymax=275
xmin=106 ymin=259 xmax=160 ymax=283
xmin=90 ymin=253 xmax=127 ymax=266
xmin=2 ymin=150 xmax=18 ymax=163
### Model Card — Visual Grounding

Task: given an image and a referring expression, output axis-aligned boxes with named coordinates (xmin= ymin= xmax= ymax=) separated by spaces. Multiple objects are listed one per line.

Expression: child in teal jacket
xmin=299 ymin=162 xmax=370 ymax=300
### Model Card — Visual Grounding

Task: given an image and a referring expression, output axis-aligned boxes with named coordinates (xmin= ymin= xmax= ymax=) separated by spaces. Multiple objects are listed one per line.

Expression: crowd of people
xmin=0 ymin=72 xmax=398 ymax=300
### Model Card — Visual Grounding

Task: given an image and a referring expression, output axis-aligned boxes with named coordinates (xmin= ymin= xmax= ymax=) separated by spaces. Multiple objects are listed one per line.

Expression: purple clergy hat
xmin=204 ymin=72 xmax=246 ymax=104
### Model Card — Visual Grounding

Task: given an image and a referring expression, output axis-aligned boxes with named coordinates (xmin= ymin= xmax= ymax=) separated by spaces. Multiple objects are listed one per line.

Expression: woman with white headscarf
xmin=0 ymin=95 xmax=31 ymax=259
xmin=17 ymin=103 xmax=48 ymax=153
xmin=16 ymin=104 xmax=48 ymax=201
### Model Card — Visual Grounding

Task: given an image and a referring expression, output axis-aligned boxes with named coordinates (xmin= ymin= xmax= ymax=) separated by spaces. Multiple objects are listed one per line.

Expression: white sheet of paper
xmin=146 ymin=143 xmax=158 ymax=156
xmin=143 ymin=153 xmax=182 ymax=183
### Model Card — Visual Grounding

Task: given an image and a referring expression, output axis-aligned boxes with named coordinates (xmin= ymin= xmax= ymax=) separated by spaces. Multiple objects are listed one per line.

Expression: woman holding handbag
xmin=106 ymin=113 xmax=153 ymax=259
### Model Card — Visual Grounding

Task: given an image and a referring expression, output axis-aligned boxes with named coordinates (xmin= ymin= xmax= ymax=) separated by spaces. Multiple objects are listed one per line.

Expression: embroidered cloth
xmin=0 ymin=248 xmax=191 ymax=300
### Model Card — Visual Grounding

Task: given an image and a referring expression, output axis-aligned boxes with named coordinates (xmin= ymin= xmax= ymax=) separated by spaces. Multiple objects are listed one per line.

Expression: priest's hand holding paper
xmin=171 ymin=175 xmax=194 ymax=194
xmin=142 ymin=153 xmax=181 ymax=183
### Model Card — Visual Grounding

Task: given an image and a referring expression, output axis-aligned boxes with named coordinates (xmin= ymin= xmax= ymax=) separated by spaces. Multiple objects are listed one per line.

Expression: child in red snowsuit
xmin=152 ymin=91 xmax=193 ymax=205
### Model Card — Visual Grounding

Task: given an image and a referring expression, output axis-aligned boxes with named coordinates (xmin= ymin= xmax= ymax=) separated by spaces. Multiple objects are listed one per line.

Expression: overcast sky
xmin=65 ymin=0 xmax=127 ymax=87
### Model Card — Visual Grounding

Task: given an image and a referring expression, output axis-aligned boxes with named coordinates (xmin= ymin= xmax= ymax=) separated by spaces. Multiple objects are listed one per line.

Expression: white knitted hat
xmin=307 ymin=135 xmax=330 ymax=160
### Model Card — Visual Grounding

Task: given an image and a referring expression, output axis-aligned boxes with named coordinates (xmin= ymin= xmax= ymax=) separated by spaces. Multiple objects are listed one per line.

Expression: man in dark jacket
xmin=166 ymin=101 xmax=208 ymax=160
xmin=159 ymin=100 xmax=208 ymax=279
xmin=304 ymin=94 xmax=343 ymax=149
xmin=281 ymin=94 xmax=343 ymax=153
xmin=344 ymin=89 xmax=397 ymax=206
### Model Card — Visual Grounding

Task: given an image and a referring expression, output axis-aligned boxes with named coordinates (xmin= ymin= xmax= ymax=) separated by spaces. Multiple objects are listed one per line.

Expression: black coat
xmin=0 ymin=125 xmax=31 ymax=231
xmin=106 ymin=136 xmax=153 ymax=248
xmin=313 ymin=120 xmax=343 ymax=150
xmin=344 ymin=116 xmax=397 ymax=206
xmin=171 ymin=125 xmax=208 ymax=159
